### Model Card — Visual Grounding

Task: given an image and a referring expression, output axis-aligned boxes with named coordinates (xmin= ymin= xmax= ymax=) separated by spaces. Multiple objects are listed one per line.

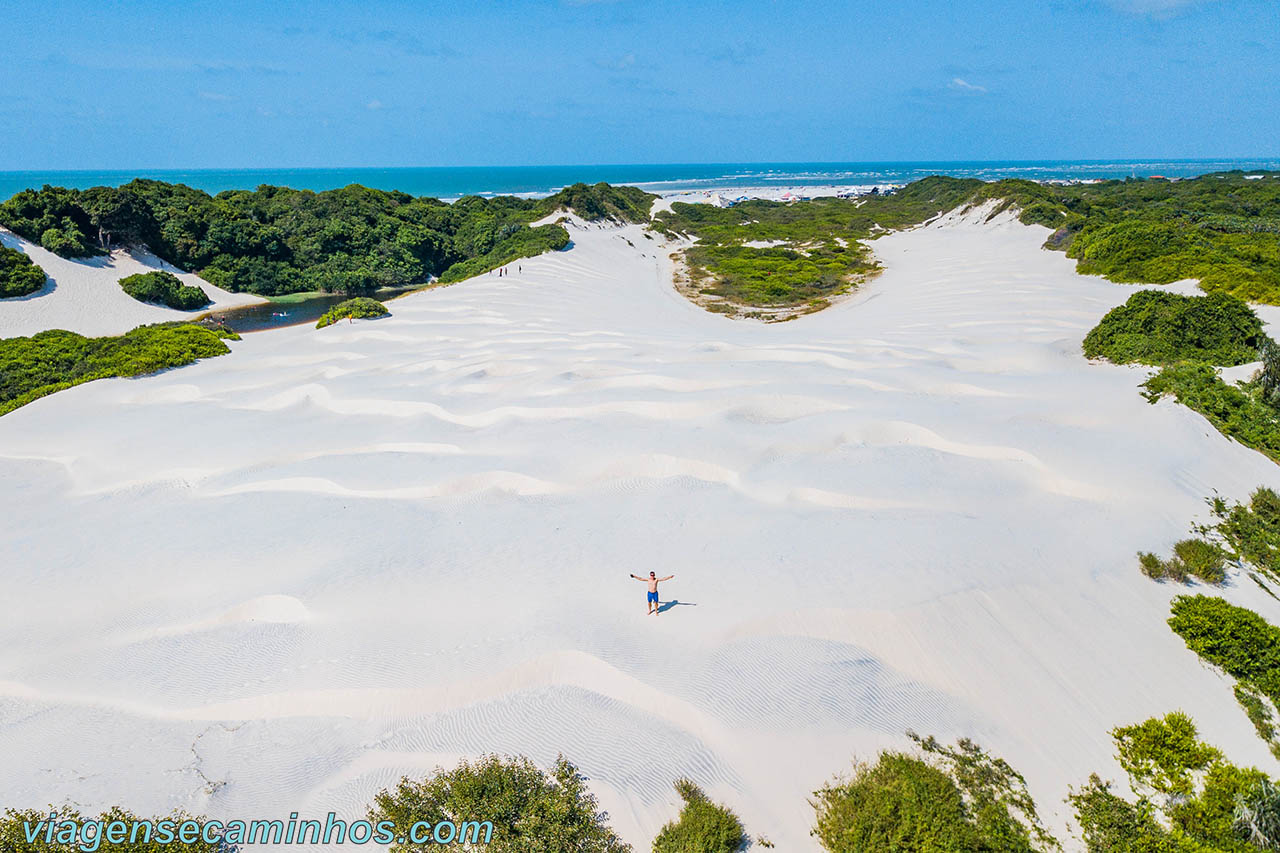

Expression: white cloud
xmin=366 ymin=99 xmax=384 ymax=110
xmin=949 ymin=77 xmax=988 ymax=94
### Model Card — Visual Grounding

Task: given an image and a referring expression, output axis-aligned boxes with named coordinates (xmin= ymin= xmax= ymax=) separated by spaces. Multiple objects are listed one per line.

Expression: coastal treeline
xmin=0 ymin=182 xmax=653 ymax=297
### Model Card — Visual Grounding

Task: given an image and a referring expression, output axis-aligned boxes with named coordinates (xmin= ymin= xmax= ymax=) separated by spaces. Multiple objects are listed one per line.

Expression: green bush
xmin=1082 ymin=290 xmax=1266 ymax=366
xmin=1112 ymin=711 xmax=1223 ymax=797
xmin=39 ymin=226 xmax=92 ymax=257
xmin=0 ymin=246 xmax=47 ymax=297
xmin=1234 ymin=685 xmax=1278 ymax=748
xmin=315 ymin=297 xmax=390 ymax=329
xmin=812 ymin=752 xmax=979 ymax=852
xmin=811 ymin=735 xmax=1056 ymax=853
xmin=0 ymin=806 xmax=227 ymax=852
xmin=119 ymin=271 xmax=210 ymax=310
xmin=1213 ymin=487 xmax=1280 ymax=577
xmin=1169 ymin=595 xmax=1280 ymax=711
xmin=369 ymin=754 xmax=628 ymax=853
xmin=652 ymin=779 xmax=747 ymax=853
xmin=1137 ymin=539 xmax=1228 ymax=584
xmin=0 ymin=323 xmax=237 ymax=415
xmin=1072 ymin=712 xmax=1268 ymax=852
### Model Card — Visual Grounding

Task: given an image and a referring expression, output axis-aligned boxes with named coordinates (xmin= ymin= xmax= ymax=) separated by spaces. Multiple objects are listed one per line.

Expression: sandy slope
xmin=1 ymin=211 xmax=1279 ymax=850
xmin=0 ymin=228 xmax=264 ymax=338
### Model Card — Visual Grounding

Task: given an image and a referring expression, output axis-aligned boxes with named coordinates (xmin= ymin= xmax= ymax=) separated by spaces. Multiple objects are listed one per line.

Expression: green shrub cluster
xmin=1169 ymin=595 xmax=1280 ymax=712
xmin=315 ymin=297 xmax=390 ymax=329
xmin=1083 ymin=290 xmax=1266 ymax=366
xmin=369 ymin=754 xmax=629 ymax=853
xmin=1044 ymin=173 xmax=1280 ymax=302
xmin=541 ymin=182 xmax=655 ymax=223
xmin=651 ymin=779 xmax=747 ymax=853
xmin=1138 ymin=538 xmax=1229 ymax=584
xmin=1070 ymin=711 xmax=1269 ymax=852
xmin=1167 ymin=593 xmax=1280 ymax=761
xmin=118 ymin=271 xmax=210 ymax=310
xmin=811 ymin=734 xmax=1058 ymax=852
xmin=1142 ymin=362 xmax=1280 ymax=463
xmin=0 ymin=246 xmax=47 ymax=298
xmin=683 ymin=241 xmax=876 ymax=307
xmin=1211 ymin=487 xmax=1280 ymax=579
xmin=0 ymin=807 xmax=227 ymax=852
xmin=654 ymin=176 xmax=982 ymax=308
xmin=0 ymin=323 xmax=237 ymax=415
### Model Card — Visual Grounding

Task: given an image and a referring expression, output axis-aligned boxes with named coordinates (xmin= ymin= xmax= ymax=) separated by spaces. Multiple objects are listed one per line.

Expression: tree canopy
xmin=369 ymin=754 xmax=630 ymax=853
xmin=118 ymin=271 xmax=210 ymax=310
xmin=0 ymin=245 xmax=47 ymax=298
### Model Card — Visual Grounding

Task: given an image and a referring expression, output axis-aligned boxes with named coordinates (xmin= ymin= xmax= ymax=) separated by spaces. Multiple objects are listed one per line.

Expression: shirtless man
xmin=630 ymin=571 xmax=674 ymax=615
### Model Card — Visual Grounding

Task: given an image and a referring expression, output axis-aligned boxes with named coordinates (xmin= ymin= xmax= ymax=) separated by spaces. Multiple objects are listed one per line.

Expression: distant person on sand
xmin=630 ymin=571 xmax=674 ymax=615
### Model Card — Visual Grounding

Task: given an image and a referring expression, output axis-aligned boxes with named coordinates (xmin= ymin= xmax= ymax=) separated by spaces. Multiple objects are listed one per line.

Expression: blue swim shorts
xmin=647 ymin=591 xmax=659 ymax=603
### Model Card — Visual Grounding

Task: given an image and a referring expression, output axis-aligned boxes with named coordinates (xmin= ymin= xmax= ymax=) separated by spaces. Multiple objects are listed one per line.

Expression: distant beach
xmin=3 ymin=159 xmax=1279 ymax=203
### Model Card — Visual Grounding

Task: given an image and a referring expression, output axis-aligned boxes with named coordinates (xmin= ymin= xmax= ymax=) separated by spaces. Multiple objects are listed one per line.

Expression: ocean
xmin=1 ymin=160 xmax=1277 ymax=202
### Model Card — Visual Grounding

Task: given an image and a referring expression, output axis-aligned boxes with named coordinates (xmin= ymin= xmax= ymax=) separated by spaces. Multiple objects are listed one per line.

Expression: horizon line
xmin=4 ymin=156 xmax=1280 ymax=174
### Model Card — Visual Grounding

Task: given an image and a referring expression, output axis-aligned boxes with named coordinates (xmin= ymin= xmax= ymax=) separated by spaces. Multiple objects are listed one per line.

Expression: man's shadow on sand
xmin=656 ymin=599 xmax=696 ymax=614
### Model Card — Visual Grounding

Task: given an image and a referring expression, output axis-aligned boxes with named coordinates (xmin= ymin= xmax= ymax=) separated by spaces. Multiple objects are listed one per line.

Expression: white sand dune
xmin=0 ymin=227 xmax=264 ymax=338
xmin=2 ymin=209 xmax=1280 ymax=850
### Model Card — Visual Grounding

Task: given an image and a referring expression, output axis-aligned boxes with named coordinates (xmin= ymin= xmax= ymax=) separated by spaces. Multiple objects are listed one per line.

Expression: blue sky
xmin=1 ymin=0 xmax=1276 ymax=168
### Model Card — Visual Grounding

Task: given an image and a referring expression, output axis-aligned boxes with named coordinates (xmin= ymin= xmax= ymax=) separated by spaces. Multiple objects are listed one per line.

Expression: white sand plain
xmin=2 ymin=208 xmax=1279 ymax=850
xmin=0 ymin=227 xmax=263 ymax=338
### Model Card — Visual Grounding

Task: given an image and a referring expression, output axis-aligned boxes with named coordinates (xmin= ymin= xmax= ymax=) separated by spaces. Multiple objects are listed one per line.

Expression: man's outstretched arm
xmin=659 ymin=574 xmax=674 ymax=581
xmin=629 ymin=574 xmax=645 ymax=581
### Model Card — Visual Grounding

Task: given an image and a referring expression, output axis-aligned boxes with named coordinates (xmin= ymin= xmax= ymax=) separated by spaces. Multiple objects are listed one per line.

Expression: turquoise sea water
xmin=1 ymin=160 xmax=1277 ymax=201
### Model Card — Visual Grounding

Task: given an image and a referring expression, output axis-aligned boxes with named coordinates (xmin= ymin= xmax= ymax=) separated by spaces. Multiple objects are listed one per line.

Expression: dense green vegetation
xmin=1169 ymin=596 xmax=1280 ymax=718
xmin=369 ymin=754 xmax=629 ymax=853
xmin=0 ymin=807 xmax=228 ymax=852
xmin=545 ymin=182 xmax=655 ymax=224
xmin=0 ymin=246 xmax=47 ymax=298
xmin=0 ymin=182 xmax=655 ymax=298
xmin=315 ymin=297 xmax=390 ymax=328
xmin=118 ymin=271 xmax=209 ymax=310
xmin=0 ymin=323 xmax=237 ymax=415
xmin=651 ymin=779 xmax=747 ymax=853
xmin=654 ymin=176 xmax=984 ymax=311
xmin=682 ymin=241 xmax=876 ymax=310
xmin=1070 ymin=712 xmax=1270 ymax=852
xmin=1016 ymin=172 xmax=1280 ymax=304
xmin=810 ymin=733 xmax=1058 ymax=852
xmin=1143 ymin=362 xmax=1280 ymax=463
xmin=1083 ymin=290 xmax=1266 ymax=366
xmin=1169 ymin=594 xmax=1280 ymax=759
